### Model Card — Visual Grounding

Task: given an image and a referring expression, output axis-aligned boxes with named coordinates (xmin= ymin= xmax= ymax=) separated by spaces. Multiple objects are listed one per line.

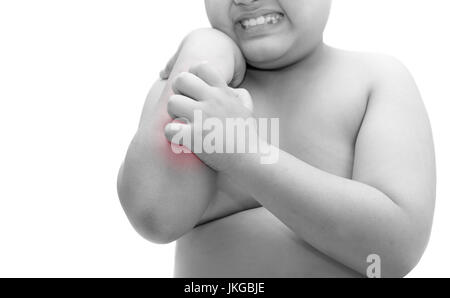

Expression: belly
xmin=174 ymin=207 xmax=362 ymax=278
xmin=173 ymin=77 xmax=365 ymax=278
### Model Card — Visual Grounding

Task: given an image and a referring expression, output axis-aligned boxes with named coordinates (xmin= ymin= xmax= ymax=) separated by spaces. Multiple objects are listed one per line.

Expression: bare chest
xmin=249 ymin=79 xmax=368 ymax=177
xmin=200 ymin=77 xmax=369 ymax=223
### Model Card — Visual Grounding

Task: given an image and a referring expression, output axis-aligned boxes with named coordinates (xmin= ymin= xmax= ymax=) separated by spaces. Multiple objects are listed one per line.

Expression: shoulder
xmin=327 ymin=47 xmax=408 ymax=70
xmin=327 ymin=47 xmax=419 ymax=104
xmin=331 ymin=48 xmax=416 ymax=90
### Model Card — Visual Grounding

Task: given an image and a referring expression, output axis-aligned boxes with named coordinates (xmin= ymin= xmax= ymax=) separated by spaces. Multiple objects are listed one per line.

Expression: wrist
xmin=222 ymin=137 xmax=278 ymax=176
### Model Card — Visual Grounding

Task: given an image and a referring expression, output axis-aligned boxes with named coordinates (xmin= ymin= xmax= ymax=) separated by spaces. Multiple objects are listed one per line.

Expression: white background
xmin=0 ymin=0 xmax=448 ymax=277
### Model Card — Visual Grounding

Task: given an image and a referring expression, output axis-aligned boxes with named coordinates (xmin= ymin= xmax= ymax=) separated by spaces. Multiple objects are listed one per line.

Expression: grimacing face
xmin=204 ymin=0 xmax=332 ymax=69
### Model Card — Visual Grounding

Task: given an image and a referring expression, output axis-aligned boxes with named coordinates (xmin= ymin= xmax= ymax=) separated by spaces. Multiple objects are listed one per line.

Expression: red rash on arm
xmin=153 ymin=87 xmax=204 ymax=169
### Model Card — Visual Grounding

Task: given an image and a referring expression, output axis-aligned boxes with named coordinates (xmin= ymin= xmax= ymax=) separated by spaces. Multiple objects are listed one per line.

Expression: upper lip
xmin=233 ymin=9 xmax=284 ymax=25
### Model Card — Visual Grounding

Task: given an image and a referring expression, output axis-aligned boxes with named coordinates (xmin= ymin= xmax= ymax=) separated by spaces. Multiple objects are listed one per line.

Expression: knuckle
xmin=174 ymin=72 xmax=190 ymax=86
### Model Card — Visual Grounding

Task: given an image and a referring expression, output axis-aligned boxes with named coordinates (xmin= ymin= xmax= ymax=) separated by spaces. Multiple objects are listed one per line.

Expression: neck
xmin=246 ymin=41 xmax=329 ymax=83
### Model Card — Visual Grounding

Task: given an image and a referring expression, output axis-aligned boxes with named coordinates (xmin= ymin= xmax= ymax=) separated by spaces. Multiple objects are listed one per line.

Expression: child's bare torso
xmin=174 ymin=47 xmax=372 ymax=277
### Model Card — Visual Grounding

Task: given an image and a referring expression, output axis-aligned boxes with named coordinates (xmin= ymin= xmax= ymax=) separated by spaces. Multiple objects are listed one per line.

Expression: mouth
xmin=237 ymin=12 xmax=285 ymax=31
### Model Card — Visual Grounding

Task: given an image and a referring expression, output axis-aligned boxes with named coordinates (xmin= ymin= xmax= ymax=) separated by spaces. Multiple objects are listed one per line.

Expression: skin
xmin=118 ymin=0 xmax=436 ymax=277
xmin=205 ymin=0 xmax=331 ymax=69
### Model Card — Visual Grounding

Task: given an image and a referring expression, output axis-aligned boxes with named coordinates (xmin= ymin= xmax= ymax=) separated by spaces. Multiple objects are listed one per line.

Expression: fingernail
xmin=174 ymin=117 xmax=189 ymax=124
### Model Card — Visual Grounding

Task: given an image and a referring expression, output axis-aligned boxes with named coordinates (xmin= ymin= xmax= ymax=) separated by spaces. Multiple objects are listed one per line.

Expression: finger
xmin=231 ymin=88 xmax=254 ymax=112
xmin=160 ymin=46 xmax=182 ymax=80
xmin=189 ymin=61 xmax=228 ymax=88
xmin=159 ymin=69 xmax=170 ymax=80
xmin=172 ymin=72 xmax=212 ymax=101
xmin=160 ymin=55 xmax=176 ymax=80
xmin=160 ymin=47 xmax=181 ymax=80
xmin=167 ymin=94 xmax=201 ymax=121
xmin=164 ymin=122 xmax=193 ymax=151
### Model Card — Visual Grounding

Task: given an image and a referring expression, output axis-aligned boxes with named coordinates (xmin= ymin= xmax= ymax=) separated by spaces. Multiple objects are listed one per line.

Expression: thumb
xmin=164 ymin=122 xmax=193 ymax=152
xmin=231 ymin=88 xmax=254 ymax=112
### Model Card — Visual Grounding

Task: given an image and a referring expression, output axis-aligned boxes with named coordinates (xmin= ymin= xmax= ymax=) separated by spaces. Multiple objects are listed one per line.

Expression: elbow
xmin=389 ymin=213 xmax=433 ymax=278
xmin=379 ymin=227 xmax=431 ymax=278
xmin=117 ymin=170 xmax=180 ymax=245
xmin=358 ymin=247 xmax=420 ymax=278
xmin=382 ymin=250 xmax=422 ymax=278
xmin=130 ymin=210 xmax=181 ymax=244
xmin=118 ymin=193 xmax=181 ymax=245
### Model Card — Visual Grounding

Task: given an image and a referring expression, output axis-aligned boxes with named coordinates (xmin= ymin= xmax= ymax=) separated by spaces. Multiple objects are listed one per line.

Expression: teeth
xmin=239 ymin=13 xmax=283 ymax=30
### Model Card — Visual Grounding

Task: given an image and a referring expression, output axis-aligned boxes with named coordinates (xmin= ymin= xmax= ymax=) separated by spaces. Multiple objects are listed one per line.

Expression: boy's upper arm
xmin=352 ymin=57 xmax=436 ymax=223
xmin=138 ymin=79 xmax=168 ymax=128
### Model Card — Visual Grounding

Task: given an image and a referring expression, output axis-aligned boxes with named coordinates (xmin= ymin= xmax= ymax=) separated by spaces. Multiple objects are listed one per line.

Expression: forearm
xmin=227 ymin=146 xmax=422 ymax=277
xmin=163 ymin=28 xmax=246 ymax=91
xmin=118 ymin=131 xmax=215 ymax=244
xmin=118 ymin=29 xmax=245 ymax=243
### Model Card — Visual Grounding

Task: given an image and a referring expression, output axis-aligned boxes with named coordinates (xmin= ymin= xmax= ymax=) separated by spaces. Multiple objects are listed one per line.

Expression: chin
xmin=240 ymin=38 xmax=295 ymax=70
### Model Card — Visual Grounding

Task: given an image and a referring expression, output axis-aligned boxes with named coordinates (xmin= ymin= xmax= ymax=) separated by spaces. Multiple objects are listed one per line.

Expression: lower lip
xmin=235 ymin=16 xmax=285 ymax=38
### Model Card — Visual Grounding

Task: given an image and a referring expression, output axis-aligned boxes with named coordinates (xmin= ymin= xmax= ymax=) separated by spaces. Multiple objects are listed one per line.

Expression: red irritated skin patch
xmin=153 ymin=92 xmax=204 ymax=170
